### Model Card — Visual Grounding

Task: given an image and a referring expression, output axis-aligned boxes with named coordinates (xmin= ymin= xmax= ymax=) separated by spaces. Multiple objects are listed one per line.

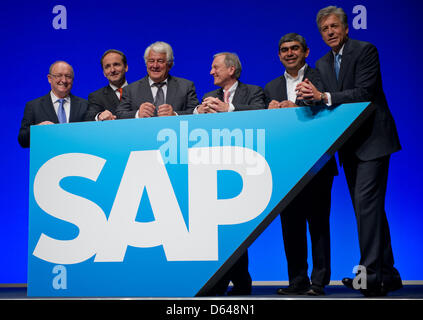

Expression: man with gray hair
xmin=116 ymin=41 xmax=199 ymax=118
xmin=195 ymin=52 xmax=265 ymax=114
xmin=264 ymin=33 xmax=337 ymax=296
xmin=196 ymin=52 xmax=265 ymax=296
xmin=18 ymin=61 xmax=87 ymax=148
xmin=297 ymin=6 xmax=402 ymax=297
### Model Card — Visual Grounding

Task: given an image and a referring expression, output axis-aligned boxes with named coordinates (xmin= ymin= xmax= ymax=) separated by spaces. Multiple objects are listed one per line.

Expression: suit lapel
xmin=322 ymin=52 xmax=338 ymax=91
xmin=104 ymin=85 xmax=120 ymax=105
xmin=43 ymin=92 xmax=59 ymax=123
xmin=165 ymin=75 xmax=177 ymax=105
xmin=337 ymin=39 xmax=353 ymax=90
xmin=279 ymin=76 xmax=288 ymax=101
xmin=139 ymin=77 xmax=154 ymax=103
xmin=232 ymin=82 xmax=246 ymax=105
xmin=69 ymin=94 xmax=80 ymax=122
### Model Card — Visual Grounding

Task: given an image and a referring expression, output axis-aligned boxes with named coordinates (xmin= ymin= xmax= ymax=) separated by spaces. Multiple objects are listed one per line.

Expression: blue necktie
xmin=57 ymin=98 xmax=67 ymax=123
xmin=335 ymin=54 xmax=341 ymax=80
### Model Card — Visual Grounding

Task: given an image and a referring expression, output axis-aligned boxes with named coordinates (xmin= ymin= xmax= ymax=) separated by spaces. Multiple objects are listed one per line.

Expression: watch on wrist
xmin=320 ymin=92 xmax=327 ymax=102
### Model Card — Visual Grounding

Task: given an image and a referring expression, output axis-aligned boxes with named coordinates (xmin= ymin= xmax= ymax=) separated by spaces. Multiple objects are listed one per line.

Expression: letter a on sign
xmin=28 ymin=102 xmax=372 ymax=296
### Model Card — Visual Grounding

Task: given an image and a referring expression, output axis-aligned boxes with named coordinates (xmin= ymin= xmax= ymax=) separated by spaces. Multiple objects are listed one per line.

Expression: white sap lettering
xmin=33 ymin=153 xmax=107 ymax=264
xmin=94 ymin=150 xmax=190 ymax=262
xmin=188 ymin=146 xmax=272 ymax=260
xmin=33 ymin=147 xmax=273 ymax=263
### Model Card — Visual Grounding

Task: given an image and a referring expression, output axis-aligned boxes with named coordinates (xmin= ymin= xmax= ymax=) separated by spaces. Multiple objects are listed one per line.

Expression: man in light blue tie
xmin=296 ymin=5 xmax=402 ymax=297
xmin=18 ymin=61 xmax=88 ymax=148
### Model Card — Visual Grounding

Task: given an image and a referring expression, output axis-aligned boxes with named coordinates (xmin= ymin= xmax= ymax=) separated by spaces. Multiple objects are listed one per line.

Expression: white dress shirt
xmin=284 ymin=64 xmax=307 ymax=103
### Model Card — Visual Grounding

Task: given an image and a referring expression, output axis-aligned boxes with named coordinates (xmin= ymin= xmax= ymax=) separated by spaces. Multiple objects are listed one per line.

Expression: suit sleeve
xmin=177 ymin=81 xmax=200 ymax=115
xmin=18 ymin=101 xmax=34 ymax=148
xmin=330 ymin=44 xmax=380 ymax=105
xmin=84 ymin=92 xmax=104 ymax=121
xmin=116 ymin=86 xmax=138 ymax=119
xmin=263 ymin=83 xmax=273 ymax=108
xmin=233 ymin=86 xmax=266 ymax=111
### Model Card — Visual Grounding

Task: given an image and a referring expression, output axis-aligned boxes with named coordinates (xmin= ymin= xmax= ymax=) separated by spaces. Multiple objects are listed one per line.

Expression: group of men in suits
xmin=18 ymin=5 xmax=402 ymax=298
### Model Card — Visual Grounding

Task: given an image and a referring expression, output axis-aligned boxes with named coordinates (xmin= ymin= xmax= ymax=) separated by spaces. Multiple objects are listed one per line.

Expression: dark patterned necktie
xmin=153 ymin=82 xmax=166 ymax=107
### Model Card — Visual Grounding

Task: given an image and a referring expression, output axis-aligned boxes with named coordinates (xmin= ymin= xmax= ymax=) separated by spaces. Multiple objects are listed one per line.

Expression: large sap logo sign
xmin=27 ymin=104 xmax=371 ymax=297
xmin=32 ymin=146 xmax=272 ymax=264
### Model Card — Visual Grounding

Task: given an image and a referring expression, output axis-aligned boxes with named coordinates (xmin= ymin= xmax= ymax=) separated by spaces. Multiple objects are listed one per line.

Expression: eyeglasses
xmin=50 ymin=73 xmax=73 ymax=80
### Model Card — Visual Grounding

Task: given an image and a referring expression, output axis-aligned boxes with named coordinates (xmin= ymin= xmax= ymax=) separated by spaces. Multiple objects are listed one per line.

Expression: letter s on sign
xmin=33 ymin=153 xmax=108 ymax=264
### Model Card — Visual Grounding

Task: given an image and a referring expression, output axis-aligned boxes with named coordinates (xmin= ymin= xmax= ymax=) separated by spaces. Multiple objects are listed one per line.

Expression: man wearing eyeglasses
xmin=116 ymin=41 xmax=199 ymax=119
xmin=18 ymin=61 xmax=88 ymax=148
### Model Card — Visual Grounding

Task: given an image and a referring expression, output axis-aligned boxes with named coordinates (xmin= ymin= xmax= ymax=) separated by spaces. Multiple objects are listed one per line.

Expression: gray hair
xmin=213 ymin=52 xmax=242 ymax=79
xmin=144 ymin=41 xmax=174 ymax=67
xmin=316 ymin=6 xmax=348 ymax=31
xmin=49 ymin=61 xmax=74 ymax=78
xmin=278 ymin=33 xmax=308 ymax=52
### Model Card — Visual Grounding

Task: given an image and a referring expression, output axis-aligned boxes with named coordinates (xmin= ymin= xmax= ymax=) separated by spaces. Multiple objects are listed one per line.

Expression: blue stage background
xmin=1 ymin=0 xmax=422 ymax=284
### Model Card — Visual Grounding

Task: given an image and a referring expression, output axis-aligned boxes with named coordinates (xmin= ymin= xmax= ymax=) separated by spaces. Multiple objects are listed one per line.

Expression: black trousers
xmin=211 ymin=252 xmax=251 ymax=295
xmin=343 ymin=155 xmax=401 ymax=288
xmin=280 ymin=165 xmax=334 ymax=287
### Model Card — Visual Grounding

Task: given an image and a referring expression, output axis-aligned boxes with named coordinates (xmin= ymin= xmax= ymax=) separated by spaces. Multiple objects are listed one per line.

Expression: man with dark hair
xmin=18 ymin=61 xmax=87 ymax=148
xmin=197 ymin=52 xmax=265 ymax=296
xmin=85 ymin=49 xmax=129 ymax=121
xmin=297 ymin=6 xmax=402 ymax=297
xmin=116 ymin=41 xmax=199 ymax=118
xmin=264 ymin=33 xmax=337 ymax=296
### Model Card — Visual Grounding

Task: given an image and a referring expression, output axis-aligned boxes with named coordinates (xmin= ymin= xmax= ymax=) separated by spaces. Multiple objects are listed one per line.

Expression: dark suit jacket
xmin=84 ymin=85 xmax=120 ymax=121
xmin=202 ymin=81 xmax=266 ymax=110
xmin=264 ymin=65 xmax=324 ymax=106
xmin=316 ymin=38 xmax=401 ymax=161
xmin=116 ymin=75 xmax=199 ymax=118
xmin=264 ymin=65 xmax=338 ymax=177
xmin=18 ymin=92 xmax=88 ymax=148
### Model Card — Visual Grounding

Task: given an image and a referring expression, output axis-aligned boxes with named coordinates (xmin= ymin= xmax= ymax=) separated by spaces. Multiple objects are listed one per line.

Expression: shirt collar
xmin=109 ymin=81 xmax=128 ymax=92
xmin=284 ymin=63 xmax=307 ymax=81
xmin=224 ymin=80 xmax=238 ymax=94
xmin=332 ymin=43 xmax=345 ymax=57
xmin=148 ymin=77 xmax=168 ymax=87
xmin=50 ymin=90 xmax=70 ymax=103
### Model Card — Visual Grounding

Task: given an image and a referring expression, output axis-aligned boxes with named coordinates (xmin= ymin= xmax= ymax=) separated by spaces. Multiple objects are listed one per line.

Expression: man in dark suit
xmin=195 ymin=52 xmax=265 ymax=114
xmin=85 ymin=49 xmax=129 ymax=121
xmin=18 ymin=61 xmax=87 ymax=148
xmin=116 ymin=41 xmax=199 ymax=119
xmin=264 ymin=33 xmax=337 ymax=296
xmin=197 ymin=52 xmax=265 ymax=296
xmin=297 ymin=6 xmax=402 ymax=297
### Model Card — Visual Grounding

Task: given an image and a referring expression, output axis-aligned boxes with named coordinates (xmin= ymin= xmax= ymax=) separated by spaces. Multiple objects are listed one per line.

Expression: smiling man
xmin=116 ymin=41 xmax=199 ymax=119
xmin=18 ymin=61 xmax=87 ymax=148
xmin=195 ymin=52 xmax=265 ymax=114
xmin=264 ymin=33 xmax=337 ymax=296
xmin=195 ymin=52 xmax=265 ymax=297
xmin=85 ymin=49 xmax=129 ymax=121
xmin=264 ymin=33 xmax=321 ymax=108
xmin=296 ymin=6 xmax=402 ymax=297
